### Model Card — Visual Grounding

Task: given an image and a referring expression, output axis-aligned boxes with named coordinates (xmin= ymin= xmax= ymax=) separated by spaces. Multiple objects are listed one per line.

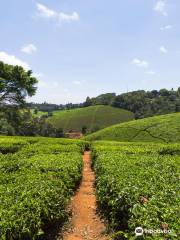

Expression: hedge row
xmin=92 ymin=142 xmax=179 ymax=239
xmin=0 ymin=136 xmax=88 ymax=239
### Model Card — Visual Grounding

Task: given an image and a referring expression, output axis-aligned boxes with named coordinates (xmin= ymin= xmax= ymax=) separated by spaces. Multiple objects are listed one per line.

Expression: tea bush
xmin=92 ymin=142 xmax=180 ymax=239
xmin=0 ymin=136 xmax=88 ymax=239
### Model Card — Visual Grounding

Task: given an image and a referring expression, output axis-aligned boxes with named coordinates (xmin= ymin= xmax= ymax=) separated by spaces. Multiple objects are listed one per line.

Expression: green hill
xmin=47 ymin=105 xmax=134 ymax=133
xmin=85 ymin=112 xmax=180 ymax=143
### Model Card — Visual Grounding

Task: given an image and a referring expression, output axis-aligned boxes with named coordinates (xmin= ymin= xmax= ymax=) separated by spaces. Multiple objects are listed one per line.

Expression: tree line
xmin=27 ymin=102 xmax=84 ymax=113
xmin=29 ymin=89 xmax=180 ymax=120
xmin=84 ymin=89 xmax=180 ymax=119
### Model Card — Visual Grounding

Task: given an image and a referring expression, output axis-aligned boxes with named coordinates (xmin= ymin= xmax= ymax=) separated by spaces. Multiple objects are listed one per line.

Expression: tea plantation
xmin=0 ymin=128 xmax=179 ymax=239
xmin=0 ymin=136 xmax=88 ymax=239
xmin=47 ymin=105 xmax=134 ymax=133
xmin=86 ymin=112 xmax=180 ymax=142
xmin=92 ymin=141 xmax=180 ymax=239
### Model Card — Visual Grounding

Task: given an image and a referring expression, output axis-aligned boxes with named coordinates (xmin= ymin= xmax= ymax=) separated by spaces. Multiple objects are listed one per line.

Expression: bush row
xmin=92 ymin=142 xmax=179 ymax=239
xmin=0 ymin=136 xmax=87 ymax=239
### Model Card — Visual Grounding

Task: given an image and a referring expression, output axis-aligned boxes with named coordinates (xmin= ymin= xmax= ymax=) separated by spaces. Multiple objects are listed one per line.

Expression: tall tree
xmin=84 ymin=96 xmax=92 ymax=107
xmin=0 ymin=61 xmax=38 ymax=105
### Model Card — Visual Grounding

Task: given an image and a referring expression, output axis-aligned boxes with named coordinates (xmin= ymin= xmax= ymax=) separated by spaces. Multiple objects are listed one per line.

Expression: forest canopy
xmin=84 ymin=89 xmax=180 ymax=119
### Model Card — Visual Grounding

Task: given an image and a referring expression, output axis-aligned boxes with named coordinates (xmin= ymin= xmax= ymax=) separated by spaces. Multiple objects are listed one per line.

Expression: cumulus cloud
xmin=160 ymin=46 xmax=168 ymax=54
xmin=36 ymin=2 xmax=79 ymax=23
xmin=21 ymin=44 xmax=37 ymax=54
xmin=160 ymin=25 xmax=172 ymax=31
xmin=132 ymin=58 xmax=149 ymax=68
xmin=154 ymin=0 xmax=167 ymax=16
xmin=0 ymin=51 xmax=30 ymax=70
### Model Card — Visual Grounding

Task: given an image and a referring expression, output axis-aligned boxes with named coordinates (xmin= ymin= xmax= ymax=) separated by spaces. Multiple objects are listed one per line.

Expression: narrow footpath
xmin=63 ymin=151 xmax=109 ymax=240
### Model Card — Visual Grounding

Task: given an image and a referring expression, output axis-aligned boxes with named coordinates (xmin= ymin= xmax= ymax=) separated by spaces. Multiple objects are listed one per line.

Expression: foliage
xmin=84 ymin=93 xmax=116 ymax=106
xmin=0 ymin=107 xmax=65 ymax=137
xmin=47 ymin=105 xmax=134 ymax=133
xmin=26 ymin=88 xmax=180 ymax=122
xmin=27 ymin=102 xmax=84 ymax=112
xmin=92 ymin=141 xmax=180 ymax=239
xmin=85 ymin=112 xmax=180 ymax=143
xmin=33 ymin=107 xmax=38 ymax=115
xmin=0 ymin=136 xmax=88 ymax=239
xmin=84 ymin=88 xmax=180 ymax=119
xmin=0 ymin=117 xmax=15 ymax=135
xmin=0 ymin=61 xmax=38 ymax=106
xmin=0 ymin=137 xmax=28 ymax=153
xmin=82 ymin=125 xmax=87 ymax=134
xmin=0 ymin=61 xmax=44 ymax=137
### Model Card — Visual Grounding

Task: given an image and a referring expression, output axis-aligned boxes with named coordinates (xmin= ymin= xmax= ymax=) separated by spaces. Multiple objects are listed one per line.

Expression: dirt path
xmin=63 ymin=151 xmax=109 ymax=240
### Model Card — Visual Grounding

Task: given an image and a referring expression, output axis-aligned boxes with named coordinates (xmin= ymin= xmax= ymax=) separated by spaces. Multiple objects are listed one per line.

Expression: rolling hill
xmin=47 ymin=105 xmax=134 ymax=133
xmin=85 ymin=112 xmax=180 ymax=143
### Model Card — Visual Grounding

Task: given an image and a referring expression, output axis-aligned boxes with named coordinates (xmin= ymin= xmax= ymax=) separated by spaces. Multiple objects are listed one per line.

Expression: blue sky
xmin=0 ymin=0 xmax=180 ymax=103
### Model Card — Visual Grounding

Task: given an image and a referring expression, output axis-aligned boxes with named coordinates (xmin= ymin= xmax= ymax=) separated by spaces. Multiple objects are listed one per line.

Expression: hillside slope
xmin=85 ymin=112 xmax=180 ymax=143
xmin=47 ymin=105 xmax=134 ymax=133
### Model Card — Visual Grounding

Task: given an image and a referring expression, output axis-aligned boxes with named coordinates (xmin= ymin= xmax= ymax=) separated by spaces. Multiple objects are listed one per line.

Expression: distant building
xmin=65 ymin=131 xmax=83 ymax=139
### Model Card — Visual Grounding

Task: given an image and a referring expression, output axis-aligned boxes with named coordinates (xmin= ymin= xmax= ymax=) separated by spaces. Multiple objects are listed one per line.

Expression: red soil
xmin=63 ymin=151 xmax=109 ymax=240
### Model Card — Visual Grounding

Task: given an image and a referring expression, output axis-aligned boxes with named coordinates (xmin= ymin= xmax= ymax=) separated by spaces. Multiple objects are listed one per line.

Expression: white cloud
xmin=160 ymin=25 xmax=172 ymax=31
xmin=59 ymin=12 xmax=79 ymax=22
xmin=0 ymin=51 xmax=30 ymax=70
xmin=160 ymin=46 xmax=168 ymax=54
xmin=154 ymin=0 xmax=167 ymax=16
xmin=21 ymin=44 xmax=37 ymax=54
xmin=36 ymin=3 xmax=79 ymax=23
xmin=73 ymin=80 xmax=81 ymax=85
xmin=36 ymin=3 xmax=57 ymax=18
xmin=132 ymin=58 xmax=149 ymax=68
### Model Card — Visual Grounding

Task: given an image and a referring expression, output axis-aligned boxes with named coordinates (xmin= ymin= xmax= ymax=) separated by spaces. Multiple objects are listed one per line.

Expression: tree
xmin=48 ymin=111 xmax=53 ymax=117
xmin=82 ymin=126 xmax=87 ymax=134
xmin=84 ymin=97 xmax=92 ymax=107
xmin=111 ymin=88 xmax=180 ymax=119
xmin=34 ymin=107 xmax=38 ymax=114
xmin=56 ymin=128 xmax=64 ymax=137
xmin=0 ymin=61 xmax=38 ymax=105
xmin=159 ymin=88 xmax=170 ymax=97
xmin=0 ymin=117 xmax=15 ymax=135
xmin=91 ymin=93 xmax=116 ymax=105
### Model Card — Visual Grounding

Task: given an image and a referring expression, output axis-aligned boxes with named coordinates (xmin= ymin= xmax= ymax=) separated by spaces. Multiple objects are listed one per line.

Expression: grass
xmin=85 ymin=112 xmax=180 ymax=143
xmin=47 ymin=105 xmax=134 ymax=133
